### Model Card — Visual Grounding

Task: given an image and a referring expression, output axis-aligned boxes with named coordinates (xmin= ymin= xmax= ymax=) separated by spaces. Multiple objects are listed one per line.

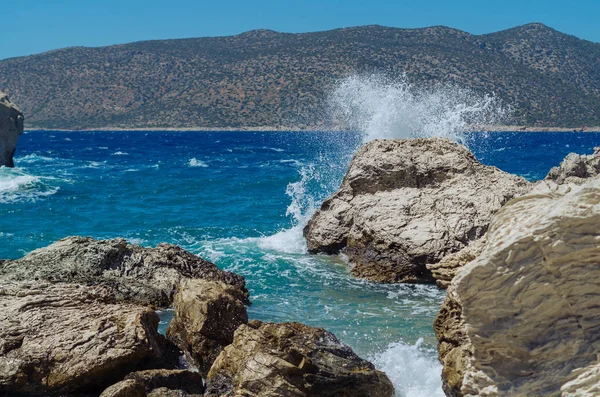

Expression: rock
xmin=0 ymin=281 xmax=177 ymax=396
xmin=100 ymin=379 xmax=148 ymax=397
xmin=426 ymin=239 xmax=485 ymax=289
xmin=0 ymin=91 xmax=24 ymax=168
xmin=305 ymin=138 xmax=531 ymax=283
xmin=206 ymin=320 xmax=394 ymax=397
xmin=545 ymin=147 xmax=600 ymax=185
xmin=1 ymin=236 xmax=248 ymax=307
xmin=167 ymin=279 xmax=248 ymax=375
xmin=434 ymin=176 xmax=600 ymax=396
xmin=125 ymin=369 xmax=204 ymax=395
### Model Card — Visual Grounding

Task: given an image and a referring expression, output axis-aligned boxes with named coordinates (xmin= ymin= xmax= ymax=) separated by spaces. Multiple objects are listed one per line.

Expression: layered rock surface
xmin=1 ymin=236 xmax=248 ymax=307
xmin=206 ymin=320 xmax=394 ymax=397
xmin=0 ymin=91 xmax=24 ymax=167
xmin=0 ymin=281 xmax=177 ymax=395
xmin=304 ymin=138 xmax=531 ymax=283
xmin=434 ymin=176 xmax=600 ymax=396
xmin=545 ymin=146 xmax=600 ymax=185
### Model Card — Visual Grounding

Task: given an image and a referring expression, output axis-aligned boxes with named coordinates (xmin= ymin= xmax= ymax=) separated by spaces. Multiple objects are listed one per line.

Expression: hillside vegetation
xmin=1 ymin=23 xmax=599 ymax=129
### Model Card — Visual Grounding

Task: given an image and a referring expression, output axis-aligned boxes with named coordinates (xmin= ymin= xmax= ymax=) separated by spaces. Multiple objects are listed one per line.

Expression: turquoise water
xmin=2 ymin=130 xmax=599 ymax=396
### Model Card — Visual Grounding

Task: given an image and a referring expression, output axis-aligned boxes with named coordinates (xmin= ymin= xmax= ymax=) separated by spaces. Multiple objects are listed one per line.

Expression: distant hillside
xmin=1 ymin=23 xmax=599 ymax=129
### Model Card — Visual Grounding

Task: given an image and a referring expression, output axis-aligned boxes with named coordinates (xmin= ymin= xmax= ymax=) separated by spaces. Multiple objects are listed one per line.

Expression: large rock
xmin=1 ymin=236 xmax=248 ymax=307
xmin=0 ymin=91 xmax=24 ymax=168
xmin=206 ymin=320 xmax=394 ymax=397
xmin=434 ymin=176 xmax=600 ymax=396
xmin=305 ymin=138 xmax=531 ymax=283
xmin=167 ymin=279 xmax=248 ymax=375
xmin=0 ymin=281 xmax=177 ymax=395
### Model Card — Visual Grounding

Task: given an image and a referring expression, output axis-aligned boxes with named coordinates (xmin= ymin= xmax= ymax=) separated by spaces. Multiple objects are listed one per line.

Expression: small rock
xmin=125 ymin=369 xmax=204 ymax=394
xmin=100 ymin=379 xmax=147 ymax=397
xmin=167 ymin=279 xmax=248 ymax=375
xmin=206 ymin=320 xmax=394 ymax=397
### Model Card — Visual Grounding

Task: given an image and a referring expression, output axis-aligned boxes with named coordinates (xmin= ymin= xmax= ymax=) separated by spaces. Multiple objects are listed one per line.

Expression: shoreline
xmin=24 ymin=125 xmax=600 ymax=133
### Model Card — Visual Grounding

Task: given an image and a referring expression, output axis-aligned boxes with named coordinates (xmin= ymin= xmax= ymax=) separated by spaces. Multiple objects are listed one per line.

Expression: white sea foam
xmin=373 ymin=339 xmax=444 ymax=397
xmin=0 ymin=167 xmax=59 ymax=203
xmin=188 ymin=158 xmax=209 ymax=167
xmin=327 ymin=74 xmax=508 ymax=142
xmin=111 ymin=151 xmax=129 ymax=156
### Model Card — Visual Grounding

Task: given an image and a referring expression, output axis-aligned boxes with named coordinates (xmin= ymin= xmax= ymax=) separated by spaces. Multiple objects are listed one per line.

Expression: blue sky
xmin=1 ymin=0 xmax=598 ymax=60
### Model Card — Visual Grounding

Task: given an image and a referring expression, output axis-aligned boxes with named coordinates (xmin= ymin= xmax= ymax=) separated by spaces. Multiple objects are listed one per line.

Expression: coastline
xmin=25 ymin=125 xmax=600 ymax=133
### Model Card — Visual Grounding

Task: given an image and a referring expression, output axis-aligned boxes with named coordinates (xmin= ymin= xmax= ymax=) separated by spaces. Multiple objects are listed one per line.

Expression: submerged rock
xmin=167 ymin=279 xmax=248 ymax=375
xmin=205 ymin=320 xmax=394 ymax=397
xmin=0 ymin=91 xmax=24 ymax=168
xmin=0 ymin=281 xmax=177 ymax=395
xmin=305 ymin=138 xmax=530 ymax=283
xmin=434 ymin=176 xmax=600 ymax=396
xmin=1 ymin=236 xmax=248 ymax=307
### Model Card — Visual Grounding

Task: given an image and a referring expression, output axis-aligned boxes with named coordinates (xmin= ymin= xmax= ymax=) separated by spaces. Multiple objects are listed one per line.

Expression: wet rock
xmin=434 ymin=176 xmax=600 ymax=396
xmin=0 ymin=281 xmax=177 ymax=396
xmin=167 ymin=279 xmax=248 ymax=375
xmin=305 ymin=138 xmax=531 ymax=283
xmin=1 ymin=236 xmax=248 ymax=307
xmin=206 ymin=320 xmax=394 ymax=397
xmin=0 ymin=91 xmax=24 ymax=168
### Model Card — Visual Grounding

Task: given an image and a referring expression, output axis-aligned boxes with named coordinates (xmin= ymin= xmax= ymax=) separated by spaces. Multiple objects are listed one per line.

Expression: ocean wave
xmin=372 ymin=339 xmax=444 ymax=397
xmin=188 ymin=158 xmax=209 ymax=167
xmin=111 ymin=151 xmax=129 ymax=156
xmin=0 ymin=167 xmax=59 ymax=203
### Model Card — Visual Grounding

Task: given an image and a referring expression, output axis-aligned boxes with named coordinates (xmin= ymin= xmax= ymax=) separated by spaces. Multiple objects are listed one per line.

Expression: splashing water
xmin=327 ymin=74 xmax=509 ymax=142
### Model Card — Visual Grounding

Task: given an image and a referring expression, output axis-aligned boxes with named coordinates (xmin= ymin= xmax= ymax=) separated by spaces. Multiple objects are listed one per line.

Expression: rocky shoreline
xmin=0 ymin=237 xmax=393 ymax=396
xmin=305 ymin=137 xmax=600 ymax=395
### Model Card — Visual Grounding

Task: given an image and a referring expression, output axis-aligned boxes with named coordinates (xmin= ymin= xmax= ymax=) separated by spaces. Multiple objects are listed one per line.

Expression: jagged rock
xmin=100 ymin=379 xmax=148 ymax=397
xmin=167 ymin=279 xmax=248 ymax=375
xmin=546 ymin=146 xmax=600 ymax=185
xmin=434 ymin=176 xmax=600 ymax=396
xmin=205 ymin=320 xmax=394 ymax=397
xmin=1 ymin=236 xmax=248 ymax=307
xmin=0 ymin=281 xmax=177 ymax=395
xmin=0 ymin=91 xmax=24 ymax=168
xmin=426 ymin=239 xmax=485 ymax=289
xmin=304 ymin=138 xmax=531 ymax=283
xmin=124 ymin=369 xmax=204 ymax=395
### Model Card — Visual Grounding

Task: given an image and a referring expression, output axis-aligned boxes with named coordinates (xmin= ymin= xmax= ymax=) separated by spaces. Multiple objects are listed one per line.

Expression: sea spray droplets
xmin=328 ymin=74 xmax=509 ymax=142
xmin=372 ymin=339 xmax=444 ymax=397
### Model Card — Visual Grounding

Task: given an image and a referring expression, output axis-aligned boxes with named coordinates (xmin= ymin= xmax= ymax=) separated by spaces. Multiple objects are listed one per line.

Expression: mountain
xmin=1 ymin=23 xmax=599 ymax=129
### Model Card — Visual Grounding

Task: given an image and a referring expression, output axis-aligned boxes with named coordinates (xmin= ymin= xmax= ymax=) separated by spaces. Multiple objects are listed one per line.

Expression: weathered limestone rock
xmin=100 ymin=379 xmax=148 ymax=397
xmin=167 ymin=279 xmax=248 ymax=375
xmin=1 ymin=236 xmax=248 ymax=307
xmin=426 ymin=239 xmax=485 ymax=289
xmin=0 ymin=91 xmax=24 ymax=168
xmin=546 ymin=146 xmax=600 ymax=185
xmin=206 ymin=320 xmax=394 ymax=397
xmin=0 ymin=281 xmax=177 ymax=395
xmin=305 ymin=138 xmax=531 ymax=283
xmin=434 ymin=176 xmax=600 ymax=396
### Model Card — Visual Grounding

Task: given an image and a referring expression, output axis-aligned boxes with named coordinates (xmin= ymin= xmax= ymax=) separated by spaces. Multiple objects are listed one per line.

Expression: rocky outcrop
xmin=0 ymin=281 xmax=177 ymax=395
xmin=0 ymin=91 xmax=24 ymax=168
xmin=206 ymin=320 xmax=394 ymax=397
xmin=1 ymin=236 xmax=248 ymax=307
xmin=100 ymin=380 xmax=148 ymax=397
xmin=167 ymin=279 xmax=248 ymax=375
xmin=434 ymin=176 xmax=600 ymax=396
xmin=304 ymin=138 xmax=531 ymax=283
xmin=545 ymin=146 xmax=600 ymax=185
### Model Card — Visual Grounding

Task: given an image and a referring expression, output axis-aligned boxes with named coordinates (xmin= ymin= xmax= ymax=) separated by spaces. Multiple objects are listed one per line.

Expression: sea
xmin=1 ymin=129 xmax=599 ymax=396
